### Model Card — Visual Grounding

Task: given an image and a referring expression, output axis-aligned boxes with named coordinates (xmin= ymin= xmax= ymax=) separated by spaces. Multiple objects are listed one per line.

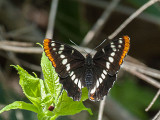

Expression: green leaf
xmin=12 ymin=65 xmax=41 ymax=107
xmin=2 ymin=52 xmax=92 ymax=119
xmin=81 ymin=87 xmax=89 ymax=101
xmin=41 ymin=52 xmax=62 ymax=104
xmin=55 ymin=90 xmax=92 ymax=116
xmin=41 ymin=52 xmax=92 ymax=118
xmin=0 ymin=101 xmax=38 ymax=114
xmin=37 ymin=112 xmax=55 ymax=120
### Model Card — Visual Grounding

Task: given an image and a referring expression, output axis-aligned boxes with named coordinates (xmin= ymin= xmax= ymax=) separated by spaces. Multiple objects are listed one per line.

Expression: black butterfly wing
xmin=43 ymin=39 xmax=85 ymax=101
xmin=89 ymin=36 xmax=130 ymax=101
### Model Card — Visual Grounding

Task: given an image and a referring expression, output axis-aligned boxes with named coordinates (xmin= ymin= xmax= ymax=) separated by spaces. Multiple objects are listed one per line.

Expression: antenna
xmin=90 ymin=39 xmax=107 ymax=54
xmin=69 ymin=39 xmax=88 ymax=54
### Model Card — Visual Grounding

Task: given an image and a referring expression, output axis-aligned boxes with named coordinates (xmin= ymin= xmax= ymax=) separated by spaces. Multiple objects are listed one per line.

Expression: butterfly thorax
xmin=85 ymin=54 xmax=94 ymax=89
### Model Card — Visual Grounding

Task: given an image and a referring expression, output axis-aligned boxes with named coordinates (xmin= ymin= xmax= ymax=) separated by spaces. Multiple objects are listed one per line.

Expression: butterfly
xmin=43 ymin=36 xmax=130 ymax=101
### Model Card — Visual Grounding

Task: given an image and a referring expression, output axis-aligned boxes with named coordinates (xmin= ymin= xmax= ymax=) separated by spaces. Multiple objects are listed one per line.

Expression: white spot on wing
xmin=66 ymin=64 xmax=70 ymax=71
xmin=102 ymin=48 xmax=105 ymax=53
xmin=58 ymin=51 xmax=63 ymax=54
xmin=71 ymin=74 xmax=76 ymax=80
xmin=103 ymin=70 xmax=107 ymax=75
xmin=51 ymin=43 xmax=55 ymax=46
xmin=70 ymin=71 xmax=74 ymax=76
xmin=62 ymin=59 xmax=67 ymax=65
xmin=99 ymin=78 xmax=103 ymax=84
xmin=119 ymin=39 xmax=123 ymax=43
xmin=106 ymin=62 xmax=110 ymax=69
xmin=53 ymin=48 xmax=56 ymax=51
xmin=78 ymin=81 xmax=81 ymax=89
xmin=74 ymin=78 xmax=78 ymax=84
xmin=112 ymin=48 xmax=116 ymax=51
xmin=59 ymin=45 xmax=64 ymax=50
xmin=111 ymin=45 xmax=115 ymax=48
xmin=111 ymin=52 xmax=115 ymax=57
xmin=109 ymin=57 xmax=114 ymax=63
xmin=101 ymin=73 xmax=105 ymax=79
xmin=96 ymin=80 xmax=100 ymax=88
xmin=118 ymin=45 xmax=121 ymax=48
xmin=60 ymin=55 xmax=65 ymax=58
xmin=90 ymin=86 xmax=96 ymax=94
xmin=71 ymin=50 xmax=74 ymax=54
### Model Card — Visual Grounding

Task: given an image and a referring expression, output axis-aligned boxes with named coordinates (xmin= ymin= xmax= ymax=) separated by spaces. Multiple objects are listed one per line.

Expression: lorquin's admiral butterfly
xmin=43 ymin=36 xmax=130 ymax=101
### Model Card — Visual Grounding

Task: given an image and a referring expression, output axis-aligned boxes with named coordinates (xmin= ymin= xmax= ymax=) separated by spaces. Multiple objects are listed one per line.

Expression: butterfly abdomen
xmin=85 ymin=54 xmax=94 ymax=88
xmin=85 ymin=69 xmax=93 ymax=89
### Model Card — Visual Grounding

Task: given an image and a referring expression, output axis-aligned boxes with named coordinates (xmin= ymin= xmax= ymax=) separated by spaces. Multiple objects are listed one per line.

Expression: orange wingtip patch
xmin=43 ymin=38 xmax=56 ymax=68
xmin=90 ymin=94 xmax=95 ymax=100
xmin=119 ymin=36 xmax=130 ymax=65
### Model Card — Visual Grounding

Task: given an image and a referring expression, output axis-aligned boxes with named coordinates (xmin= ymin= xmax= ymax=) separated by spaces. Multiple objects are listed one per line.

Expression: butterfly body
xmin=84 ymin=54 xmax=94 ymax=89
xmin=43 ymin=36 xmax=130 ymax=101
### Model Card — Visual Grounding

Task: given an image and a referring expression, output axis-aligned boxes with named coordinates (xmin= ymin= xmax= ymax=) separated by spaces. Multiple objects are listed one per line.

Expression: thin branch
xmin=122 ymin=63 xmax=160 ymax=89
xmin=78 ymin=0 xmax=160 ymax=26
xmin=0 ymin=41 xmax=33 ymax=47
xmin=19 ymin=59 xmax=41 ymax=72
xmin=152 ymin=110 xmax=160 ymax=120
xmin=0 ymin=45 xmax=42 ymax=54
xmin=98 ymin=96 xmax=106 ymax=120
xmin=0 ymin=28 xmax=21 ymax=65
xmin=7 ymin=26 xmax=36 ymax=38
xmin=0 ymin=51 xmax=41 ymax=72
xmin=45 ymin=0 xmax=59 ymax=39
xmin=145 ymin=89 xmax=160 ymax=112
xmin=104 ymin=97 xmax=139 ymax=120
xmin=81 ymin=0 xmax=120 ymax=46
xmin=108 ymin=0 xmax=160 ymax=39
xmin=124 ymin=61 xmax=160 ymax=80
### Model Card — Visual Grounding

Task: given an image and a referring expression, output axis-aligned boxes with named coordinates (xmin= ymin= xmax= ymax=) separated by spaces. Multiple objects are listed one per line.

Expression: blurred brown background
xmin=0 ymin=0 xmax=160 ymax=120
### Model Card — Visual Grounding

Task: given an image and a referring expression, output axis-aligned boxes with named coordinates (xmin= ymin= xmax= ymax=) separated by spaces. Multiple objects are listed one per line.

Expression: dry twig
xmin=0 ymin=45 xmax=42 ymax=54
xmin=145 ymin=89 xmax=160 ymax=112
xmin=78 ymin=0 xmax=160 ymax=25
xmin=124 ymin=61 xmax=160 ymax=79
xmin=108 ymin=0 xmax=160 ymax=39
xmin=98 ymin=96 xmax=106 ymax=120
xmin=0 ymin=41 xmax=33 ymax=47
xmin=81 ymin=0 xmax=120 ymax=46
xmin=122 ymin=63 xmax=160 ymax=89
xmin=45 ymin=0 xmax=59 ymax=39
xmin=152 ymin=110 xmax=160 ymax=120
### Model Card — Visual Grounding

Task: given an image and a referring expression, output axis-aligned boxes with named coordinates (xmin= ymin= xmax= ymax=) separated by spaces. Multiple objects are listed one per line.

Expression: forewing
xmin=43 ymin=39 xmax=85 ymax=101
xmin=93 ymin=36 xmax=130 ymax=75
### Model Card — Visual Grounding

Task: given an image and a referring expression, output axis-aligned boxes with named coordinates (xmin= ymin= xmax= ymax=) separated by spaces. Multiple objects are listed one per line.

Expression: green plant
xmin=0 ymin=52 xmax=92 ymax=120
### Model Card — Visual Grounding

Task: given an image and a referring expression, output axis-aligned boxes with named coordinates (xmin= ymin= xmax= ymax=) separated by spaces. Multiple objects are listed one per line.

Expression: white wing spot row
xmin=59 ymin=45 xmax=64 ymax=50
